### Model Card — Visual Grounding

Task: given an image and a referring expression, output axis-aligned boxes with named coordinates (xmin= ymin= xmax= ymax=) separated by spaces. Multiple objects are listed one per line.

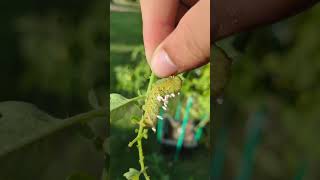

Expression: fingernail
xmin=151 ymin=49 xmax=177 ymax=77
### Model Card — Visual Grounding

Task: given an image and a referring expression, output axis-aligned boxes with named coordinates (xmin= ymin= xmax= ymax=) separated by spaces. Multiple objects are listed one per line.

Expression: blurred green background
xmin=110 ymin=1 xmax=210 ymax=179
xmin=0 ymin=0 xmax=107 ymax=117
xmin=213 ymin=4 xmax=320 ymax=180
xmin=0 ymin=0 xmax=107 ymax=179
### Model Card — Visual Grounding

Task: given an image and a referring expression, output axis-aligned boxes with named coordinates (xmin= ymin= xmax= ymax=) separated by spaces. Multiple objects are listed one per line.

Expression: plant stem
xmin=128 ymin=73 xmax=156 ymax=179
xmin=136 ymin=123 xmax=150 ymax=180
xmin=147 ymin=73 xmax=156 ymax=94
xmin=131 ymin=95 xmax=146 ymax=102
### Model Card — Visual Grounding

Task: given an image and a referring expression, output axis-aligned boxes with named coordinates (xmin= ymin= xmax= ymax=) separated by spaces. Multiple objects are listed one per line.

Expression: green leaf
xmin=110 ymin=93 xmax=137 ymax=112
xmin=0 ymin=101 xmax=60 ymax=156
xmin=0 ymin=101 xmax=106 ymax=157
xmin=123 ymin=168 xmax=141 ymax=180
xmin=110 ymin=94 xmax=143 ymax=124
xmin=0 ymin=101 xmax=106 ymax=180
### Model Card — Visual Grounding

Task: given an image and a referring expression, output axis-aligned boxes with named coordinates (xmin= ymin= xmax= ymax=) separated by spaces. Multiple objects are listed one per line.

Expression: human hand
xmin=140 ymin=0 xmax=210 ymax=77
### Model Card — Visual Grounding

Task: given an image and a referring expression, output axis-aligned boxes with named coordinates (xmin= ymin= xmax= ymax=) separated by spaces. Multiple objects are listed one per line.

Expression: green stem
xmin=128 ymin=73 xmax=156 ymax=179
xmin=0 ymin=108 xmax=106 ymax=157
xmin=136 ymin=123 xmax=150 ymax=180
xmin=131 ymin=95 xmax=146 ymax=102
xmin=146 ymin=73 xmax=156 ymax=94
xmin=118 ymin=95 xmax=145 ymax=110
xmin=128 ymin=120 xmax=150 ymax=179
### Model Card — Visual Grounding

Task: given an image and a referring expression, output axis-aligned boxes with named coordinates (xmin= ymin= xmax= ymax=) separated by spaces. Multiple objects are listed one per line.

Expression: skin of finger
xmin=140 ymin=0 xmax=179 ymax=61
xmin=157 ymin=0 xmax=210 ymax=74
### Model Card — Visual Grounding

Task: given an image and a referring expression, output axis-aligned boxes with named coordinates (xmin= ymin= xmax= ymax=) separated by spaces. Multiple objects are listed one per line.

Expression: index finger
xmin=140 ymin=0 xmax=179 ymax=61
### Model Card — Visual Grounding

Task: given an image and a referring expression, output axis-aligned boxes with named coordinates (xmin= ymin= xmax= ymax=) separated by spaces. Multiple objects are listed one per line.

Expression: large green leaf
xmin=0 ymin=101 xmax=61 ymax=156
xmin=0 ymin=101 xmax=106 ymax=180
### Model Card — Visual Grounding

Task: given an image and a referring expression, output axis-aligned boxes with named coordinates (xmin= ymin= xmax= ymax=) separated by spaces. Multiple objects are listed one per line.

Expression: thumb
xmin=150 ymin=0 xmax=210 ymax=77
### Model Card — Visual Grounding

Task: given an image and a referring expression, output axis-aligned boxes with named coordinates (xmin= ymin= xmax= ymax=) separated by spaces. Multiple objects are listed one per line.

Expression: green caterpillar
xmin=143 ymin=76 xmax=182 ymax=128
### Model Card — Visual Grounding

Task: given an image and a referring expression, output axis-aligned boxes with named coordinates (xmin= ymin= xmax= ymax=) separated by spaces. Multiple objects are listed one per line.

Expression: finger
xmin=140 ymin=0 xmax=179 ymax=61
xmin=150 ymin=0 xmax=210 ymax=77
xmin=177 ymin=0 xmax=200 ymax=24
xmin=212 ymin=0 xmax=318 ymax=41
xmin=176 ymin=3 xmax=188 ymax=25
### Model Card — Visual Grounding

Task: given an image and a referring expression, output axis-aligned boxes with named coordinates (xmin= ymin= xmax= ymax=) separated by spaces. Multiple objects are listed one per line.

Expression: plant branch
xmin=128 ymin=120 xmax=150 ymax=180
xmin=127 ymin=73 xmax=156 ymax=179
xmin=131 ymin=95 xmax=146 ymax=102
xmin=147 ymin=73 xmax=156 ymax=94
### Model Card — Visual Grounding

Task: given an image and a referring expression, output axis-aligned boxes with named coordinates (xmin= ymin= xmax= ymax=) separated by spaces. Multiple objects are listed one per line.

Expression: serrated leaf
xmin=123 ymin=168 xmax=141 ymax=180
